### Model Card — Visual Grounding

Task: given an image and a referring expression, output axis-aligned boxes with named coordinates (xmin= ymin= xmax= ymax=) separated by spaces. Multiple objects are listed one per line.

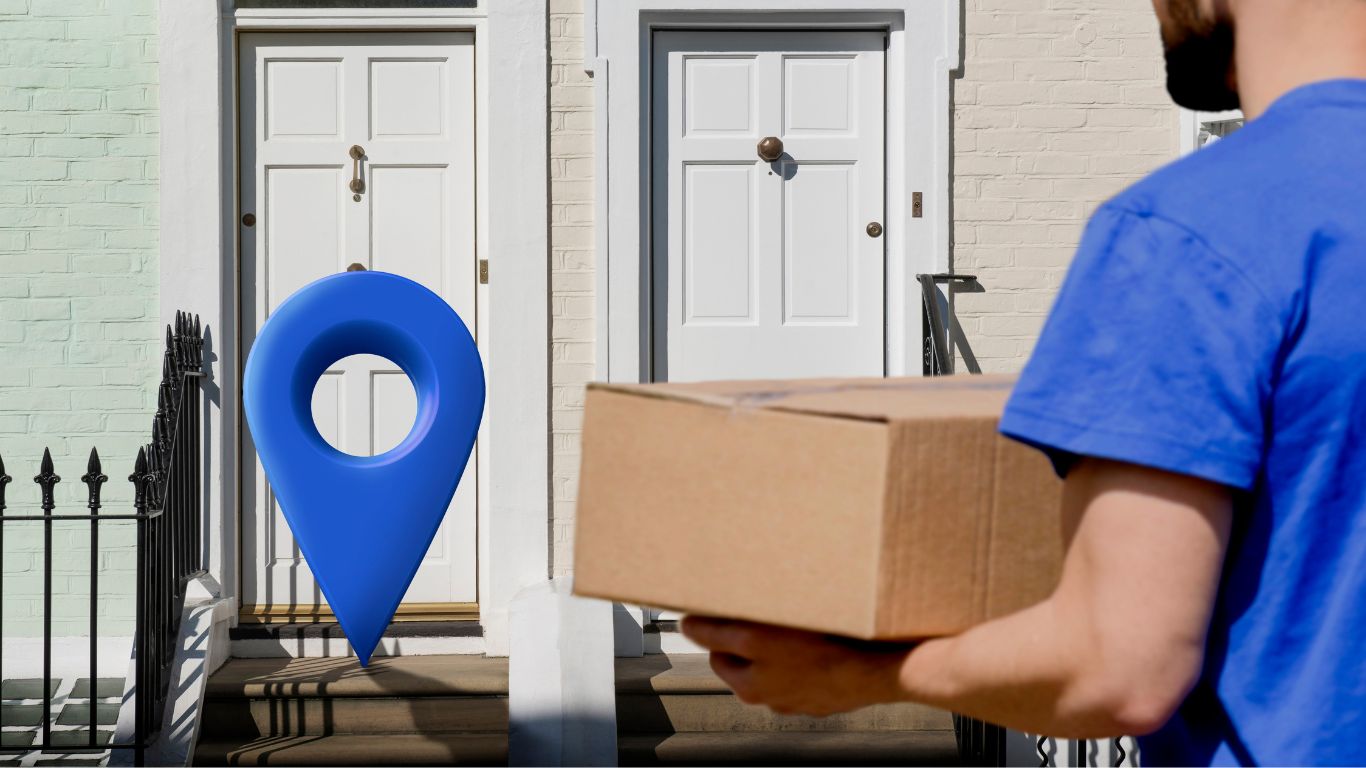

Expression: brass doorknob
xmin=757 ymin=136 xmax=784 ymax=162
xmin=346 ymin=263 xmax=367 ymax=272
xmin=867 ymin=221 xmax=884 ymax=238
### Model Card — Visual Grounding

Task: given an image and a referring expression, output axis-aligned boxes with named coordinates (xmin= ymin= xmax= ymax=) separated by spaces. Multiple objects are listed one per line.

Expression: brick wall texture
xmin=549 ymin=0 xmax=594 ymax=577
xmin=951 ymin=0 xmax=1181 ymax=372
xmin=0 ymin=0 xmax=158 ymax=636
xmin=545 ymin=0 xmax=1183 ymax=574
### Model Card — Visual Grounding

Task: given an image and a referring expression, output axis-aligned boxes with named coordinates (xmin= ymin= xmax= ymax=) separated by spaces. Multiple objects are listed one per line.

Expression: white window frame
xmin=157 ymin=0 xmax=550 ymax=656
xmin=1180 ymin=107 xmax=1245 ymax=154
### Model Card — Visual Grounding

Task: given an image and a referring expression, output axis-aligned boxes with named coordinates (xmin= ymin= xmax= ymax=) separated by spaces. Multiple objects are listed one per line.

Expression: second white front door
xmin=239 ymin=32 xmax=478 ymax=616
xmin=652 ymin=31 xmax=887 ymax=383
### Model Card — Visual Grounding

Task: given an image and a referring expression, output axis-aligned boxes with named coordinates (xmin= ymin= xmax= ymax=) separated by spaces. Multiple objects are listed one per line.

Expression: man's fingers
xmin=709 ymin=652 xmax=758 ymax=702
xmin=681 ymin=615 xmax=762 ymax=657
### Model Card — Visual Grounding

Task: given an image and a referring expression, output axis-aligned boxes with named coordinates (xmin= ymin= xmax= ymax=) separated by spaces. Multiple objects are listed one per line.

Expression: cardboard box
xmin=572 ymin=374 xmax=1064 ymax=640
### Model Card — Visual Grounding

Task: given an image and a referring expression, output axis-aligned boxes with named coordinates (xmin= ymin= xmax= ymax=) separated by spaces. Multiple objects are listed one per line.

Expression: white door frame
xmin=585 ymin=0 xmax=959 ymax=653
xmin=586 ymin=0 xmax=960 ymax=385
xmin=157 ymin=0 xmax=549 ymax=655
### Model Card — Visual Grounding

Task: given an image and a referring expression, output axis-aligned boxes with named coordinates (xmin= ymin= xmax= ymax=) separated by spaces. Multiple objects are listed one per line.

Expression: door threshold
xmin=231 ymin=620 xmax=482 ymax=641
xmin=229 ymin=621 xmax=486 ymax=659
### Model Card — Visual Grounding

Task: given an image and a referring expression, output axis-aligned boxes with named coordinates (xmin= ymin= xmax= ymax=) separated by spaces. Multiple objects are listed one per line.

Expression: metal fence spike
xmin=34 ymin=448 xmax=60 ymax=511
xmin=82 ymin=448 xmax=108 ymax=512
xmin=130 ymin=447 xmax=148 ymax=507
xmin=0 ymin=454 xmax=10 ymax=512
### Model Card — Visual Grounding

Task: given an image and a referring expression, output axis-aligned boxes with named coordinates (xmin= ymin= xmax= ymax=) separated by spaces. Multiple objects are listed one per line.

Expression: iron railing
xmin=0 ymin=312 xmax=205 ymax=765
xmin=917 ymin=273 xmax=976 ymax=376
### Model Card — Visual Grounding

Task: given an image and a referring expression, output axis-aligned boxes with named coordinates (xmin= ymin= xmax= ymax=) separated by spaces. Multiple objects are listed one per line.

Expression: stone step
xmin=618 ymin=730 xmax=961 ymax=766
xmin=616 ymin=653 xmax=952 ymax=734
xmin=199 ymin=652 xmax=959 ymax=766
xmin=199 ymin=695 xmax=508 ymax=739
xmin=205 ymin=655 xmax=508 ymax=699
xmin=618 ymin=694 xmax=950 ymax=734
xmin=194 ymin=733 xmax=508 ymax=767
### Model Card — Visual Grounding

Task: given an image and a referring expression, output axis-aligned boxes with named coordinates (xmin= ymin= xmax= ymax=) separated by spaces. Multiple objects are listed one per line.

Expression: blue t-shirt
xmin=1000 ymin=78 xmax=1366 ymax=766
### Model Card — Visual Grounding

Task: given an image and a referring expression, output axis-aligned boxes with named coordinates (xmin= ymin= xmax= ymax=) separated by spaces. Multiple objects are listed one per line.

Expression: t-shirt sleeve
xmin=999 ymin=204 xmax=1285 ymax=491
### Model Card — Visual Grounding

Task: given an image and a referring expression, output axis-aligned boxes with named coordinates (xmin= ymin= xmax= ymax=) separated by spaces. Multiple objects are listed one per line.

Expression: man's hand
xmin=680 ymin=617 xmax=912 ymax=717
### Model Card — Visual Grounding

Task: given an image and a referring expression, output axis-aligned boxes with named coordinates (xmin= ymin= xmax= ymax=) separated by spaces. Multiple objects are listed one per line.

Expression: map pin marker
xmin=243 ymin=271 xmax=484 ymax=665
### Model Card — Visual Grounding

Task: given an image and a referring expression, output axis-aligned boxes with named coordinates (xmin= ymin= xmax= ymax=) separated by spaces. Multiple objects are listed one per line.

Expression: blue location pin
xmin=243 ymin=271 xmax=484 ymax=665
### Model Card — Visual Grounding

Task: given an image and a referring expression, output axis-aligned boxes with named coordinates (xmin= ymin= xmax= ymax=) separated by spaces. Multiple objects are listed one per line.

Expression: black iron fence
xmin=0 ymin=312 xmax=205 ymax=765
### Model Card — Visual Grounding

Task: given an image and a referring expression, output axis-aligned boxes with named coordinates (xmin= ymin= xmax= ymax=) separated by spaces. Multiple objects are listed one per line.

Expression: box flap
xmin=588 ymin=374 xmax=1018 ymax=423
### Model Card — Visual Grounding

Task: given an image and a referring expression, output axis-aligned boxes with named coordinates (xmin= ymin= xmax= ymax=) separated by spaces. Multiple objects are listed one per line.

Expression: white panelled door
xmin=653 ymin=31 xmax=886 ymax=382
xmin=239 ymin=33 xmax=477 ymax=614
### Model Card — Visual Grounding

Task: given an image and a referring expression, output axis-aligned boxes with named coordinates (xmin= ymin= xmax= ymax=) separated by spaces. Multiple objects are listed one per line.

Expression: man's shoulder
xmin=1094 ymin=110 xmax=1342 ymax=295
xmin=1107 ymin=118 xmax=1292 ymax=238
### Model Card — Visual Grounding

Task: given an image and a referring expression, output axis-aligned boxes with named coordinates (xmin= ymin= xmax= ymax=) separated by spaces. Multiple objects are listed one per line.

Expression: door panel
xmin=240 ymin=32 xmax=477 ymax=615
xmin=783 ymin=57 xmax=857 ymax=135
xmin=684 ymin=56 xmax=757 ymax=135
xmin=267 ymin=59 xmax=343 ymax=139
xmin=684 ymin=164 xmax=757 ymax=323
xmin=784 ymin=163 xmax=855 ymax=322
xmin=653 ymin=31 xmax=886 ymax=383
xmin=371 ymin=166 xmax=447 ymax=284
xmin=371 ymin=59 xmax=447 ymax=139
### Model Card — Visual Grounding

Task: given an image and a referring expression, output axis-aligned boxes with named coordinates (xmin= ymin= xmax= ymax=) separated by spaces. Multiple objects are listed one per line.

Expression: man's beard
xmin=1162 ymin=0 xmax=1240 ymax=111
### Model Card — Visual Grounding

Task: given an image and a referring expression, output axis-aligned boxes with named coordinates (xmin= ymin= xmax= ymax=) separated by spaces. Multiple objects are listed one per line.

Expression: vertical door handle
xmin=349 ymin=145 xmax=366 ymax=194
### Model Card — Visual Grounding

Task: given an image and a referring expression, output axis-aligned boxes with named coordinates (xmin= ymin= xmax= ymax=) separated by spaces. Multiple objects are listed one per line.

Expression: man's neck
xmin=1235 ymin=0 xmax=1366 ymax=119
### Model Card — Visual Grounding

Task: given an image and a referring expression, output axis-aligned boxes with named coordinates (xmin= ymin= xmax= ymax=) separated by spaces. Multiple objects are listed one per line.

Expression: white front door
xmin=239 ymin=32 xmax=478 ymax=616
xmin=652 ymin=31 xmax=886 ymax=383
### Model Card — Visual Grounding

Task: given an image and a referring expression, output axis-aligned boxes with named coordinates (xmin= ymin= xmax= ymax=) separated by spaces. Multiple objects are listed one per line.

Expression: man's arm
xmin=682 ymin=458 xmax=1233 ymax=738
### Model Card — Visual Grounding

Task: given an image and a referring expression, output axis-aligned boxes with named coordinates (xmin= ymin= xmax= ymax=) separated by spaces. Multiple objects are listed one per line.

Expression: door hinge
xmin=478 ymin=259 xmax=489 ymax=284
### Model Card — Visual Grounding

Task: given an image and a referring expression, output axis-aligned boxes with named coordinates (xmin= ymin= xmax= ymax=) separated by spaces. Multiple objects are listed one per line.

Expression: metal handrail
xmin=917 ymin=273 xmax=976 ymax=376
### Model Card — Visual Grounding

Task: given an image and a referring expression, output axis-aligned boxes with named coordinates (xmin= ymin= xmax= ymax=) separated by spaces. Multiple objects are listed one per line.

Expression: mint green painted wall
xmin=0 ymin=0 xmax=160 ymax=639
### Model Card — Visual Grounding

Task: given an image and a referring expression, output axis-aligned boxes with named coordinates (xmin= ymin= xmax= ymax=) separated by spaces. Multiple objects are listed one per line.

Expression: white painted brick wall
xmin=0 ymin=0 xmax=158 ymax=636
xmin=549 ymin=0 xmax=594 ymax=577
xmin=952 ymin=0 xmax=1182 ymax=373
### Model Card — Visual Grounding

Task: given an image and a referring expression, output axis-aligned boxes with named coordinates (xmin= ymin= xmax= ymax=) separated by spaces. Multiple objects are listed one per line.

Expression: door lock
xmin=866 ymin=221 xmax=884 ymax=238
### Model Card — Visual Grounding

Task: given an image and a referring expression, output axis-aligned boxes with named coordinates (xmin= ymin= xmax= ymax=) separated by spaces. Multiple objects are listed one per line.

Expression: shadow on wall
xmin=948 ymin=279 xmax=984 ymax=375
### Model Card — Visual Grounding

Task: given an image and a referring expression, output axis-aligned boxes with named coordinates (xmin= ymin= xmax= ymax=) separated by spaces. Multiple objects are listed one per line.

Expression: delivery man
xmin=681 ymin=0 xmax=1366 ymax=763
